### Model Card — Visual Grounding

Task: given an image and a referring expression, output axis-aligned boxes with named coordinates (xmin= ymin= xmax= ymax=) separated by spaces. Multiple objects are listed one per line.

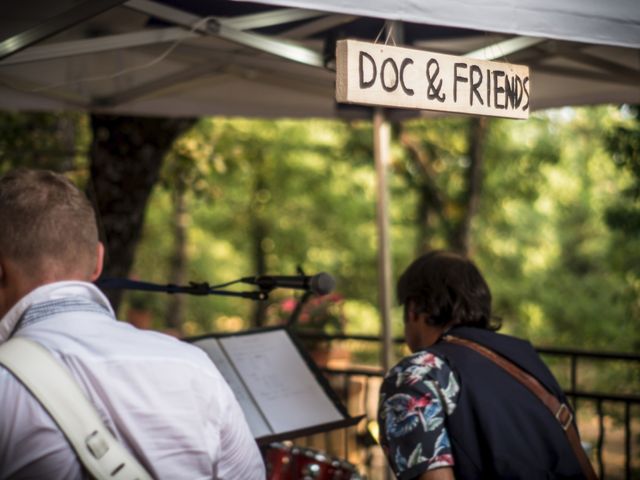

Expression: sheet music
xmin=194 ymin=338 xmax=271 ymax=438
xmin=219 ymin=330 xmax=343 ymax=433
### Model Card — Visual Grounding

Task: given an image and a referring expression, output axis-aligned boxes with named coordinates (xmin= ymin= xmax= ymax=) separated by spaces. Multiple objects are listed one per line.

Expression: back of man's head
xmin=397 ymin=250 xmax=497 ymax=330
xmin=0 ymin=169 xmax=99 ymax=281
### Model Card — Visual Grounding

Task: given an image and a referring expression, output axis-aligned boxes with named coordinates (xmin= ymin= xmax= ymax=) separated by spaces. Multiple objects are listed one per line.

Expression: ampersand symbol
xmin=426 ymin=59 xmax=445 ymax=102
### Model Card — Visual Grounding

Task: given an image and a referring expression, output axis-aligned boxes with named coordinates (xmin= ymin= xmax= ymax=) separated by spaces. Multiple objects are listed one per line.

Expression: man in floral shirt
xmin=379 ymin=350 xmax=459 ymax=478
xmin=377 ymin=251 xmax=588 ymax=480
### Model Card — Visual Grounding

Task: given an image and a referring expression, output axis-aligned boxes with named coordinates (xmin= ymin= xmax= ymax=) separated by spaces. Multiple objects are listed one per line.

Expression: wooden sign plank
xmin=336 ymin=39 xmax=530 ymax=119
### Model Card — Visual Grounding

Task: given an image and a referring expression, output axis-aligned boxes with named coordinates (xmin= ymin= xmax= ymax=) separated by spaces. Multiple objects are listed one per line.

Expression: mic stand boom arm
xmin=97 ymin=278 xmax=271 ymax=301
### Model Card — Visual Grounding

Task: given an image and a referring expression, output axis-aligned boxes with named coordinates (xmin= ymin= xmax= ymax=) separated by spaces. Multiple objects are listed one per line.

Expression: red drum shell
xmin=290 ymin=447 xmax=333 ymax=480
xmin=264 ymin=443 xmax=293 ymax=480
xmin=265 ymin=444 xmax=362 ymax=480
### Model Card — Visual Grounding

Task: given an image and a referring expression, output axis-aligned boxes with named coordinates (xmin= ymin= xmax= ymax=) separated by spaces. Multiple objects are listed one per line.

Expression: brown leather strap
xmin=442 ymin=334 xmax=598 ymax=480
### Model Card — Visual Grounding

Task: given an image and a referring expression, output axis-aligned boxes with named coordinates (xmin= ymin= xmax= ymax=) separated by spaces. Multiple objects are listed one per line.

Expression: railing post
xmin=596 ymin=399 xmax=605 ymax=479
xmin=571 ymin=355 xmax=578 ymax=419
xmin=625 ymin=401 xmax=631 ymax=480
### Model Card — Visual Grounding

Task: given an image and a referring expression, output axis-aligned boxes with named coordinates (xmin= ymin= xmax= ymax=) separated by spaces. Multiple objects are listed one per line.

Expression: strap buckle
xmin=555 ymin=403 xmax=573 ymax=431
xmin=86 ymin=430 xmax=110 ymax=459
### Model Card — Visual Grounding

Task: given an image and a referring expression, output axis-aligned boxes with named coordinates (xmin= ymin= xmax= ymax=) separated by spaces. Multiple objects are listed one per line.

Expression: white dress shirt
xmin=0 ymin=281 xmax=265 ymax=479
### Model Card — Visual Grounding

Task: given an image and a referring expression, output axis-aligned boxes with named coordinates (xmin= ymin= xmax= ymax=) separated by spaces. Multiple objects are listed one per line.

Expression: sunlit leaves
xmin=0 ymin=111 xmax=89 ymax=178
xmin=4 ymin=107 xmax=636 ymax=352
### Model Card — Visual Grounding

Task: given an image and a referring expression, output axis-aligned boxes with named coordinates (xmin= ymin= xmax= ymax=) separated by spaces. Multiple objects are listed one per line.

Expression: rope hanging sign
xmin=335 ymin=39 xmax=530 ymax=119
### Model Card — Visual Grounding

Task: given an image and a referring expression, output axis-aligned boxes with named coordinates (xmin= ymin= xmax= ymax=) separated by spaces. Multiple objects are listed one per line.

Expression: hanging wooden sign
xmin=336 ymin=39 xmax=530 ymax=119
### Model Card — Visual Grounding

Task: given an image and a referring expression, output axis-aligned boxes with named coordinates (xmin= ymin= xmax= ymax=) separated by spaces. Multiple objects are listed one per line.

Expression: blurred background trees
xmin=0 ymin=105 xmax=638 ymax=354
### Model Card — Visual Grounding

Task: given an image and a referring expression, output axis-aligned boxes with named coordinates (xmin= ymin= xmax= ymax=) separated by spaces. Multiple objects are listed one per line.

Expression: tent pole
xmin=373 ymin=107 xmax=393 ymax=374
xmin=375 ymin=19 xmax=402 ymax=376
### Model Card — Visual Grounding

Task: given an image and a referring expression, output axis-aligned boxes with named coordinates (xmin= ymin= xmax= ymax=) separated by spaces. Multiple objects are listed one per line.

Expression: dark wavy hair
xmin=396 ymin=250 xmax=500 ymax=330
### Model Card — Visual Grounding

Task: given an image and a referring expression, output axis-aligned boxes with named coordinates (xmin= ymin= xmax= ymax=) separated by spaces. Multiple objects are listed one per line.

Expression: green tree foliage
xmin=0 ymin=111 xmax=89 ymax=175
xmin=604 ymin=105 xmax=640 ymax=274
xmin=394 ymin=117 xmax=470 ymax=252
xmin=476 ymin=107 xmax=638 ymax=352
xmin=2 ymin=108 xmax=637 ymax=355
xmin=605 ymin=105 xmax=640 ymax=235
xmin=129 ymin=118 xmax=390 ymax=335
xmin=603 ymin=105 xmax=640 ymax=350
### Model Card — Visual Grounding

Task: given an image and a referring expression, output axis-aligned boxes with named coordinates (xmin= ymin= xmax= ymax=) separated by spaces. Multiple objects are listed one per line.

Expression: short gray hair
xmin=0 ymin=169 xmax=98 ymax=277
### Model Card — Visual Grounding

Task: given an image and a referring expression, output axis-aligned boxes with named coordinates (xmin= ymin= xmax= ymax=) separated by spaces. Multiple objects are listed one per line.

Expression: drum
xmin=329 ymin=459 xmax=362 ymax=480
xmin=264 ymin=442 xmax=294 ymax=480
xmin=290 ymin=447 xmax=333 ymax=479
xmin=264 ymin=444 xmax=362 ymax=480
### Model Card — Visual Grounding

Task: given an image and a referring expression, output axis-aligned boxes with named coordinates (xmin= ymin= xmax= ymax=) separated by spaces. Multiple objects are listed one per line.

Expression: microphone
xmin=240 ymin=272 xmax=336 ymax=295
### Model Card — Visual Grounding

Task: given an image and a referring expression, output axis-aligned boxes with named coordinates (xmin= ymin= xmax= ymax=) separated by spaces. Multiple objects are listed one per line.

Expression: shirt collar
xmin=0 ymin=281 xmax=114 ymax=344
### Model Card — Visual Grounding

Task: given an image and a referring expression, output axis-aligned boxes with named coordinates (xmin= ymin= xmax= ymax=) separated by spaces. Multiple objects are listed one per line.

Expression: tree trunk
xmin=165 ymin=187 xmax=188 ymax=333
xmin=87 ymin=114 xmax=195 ymax=313
xmin=398 ymin=127 xmax=449 ymax=255
xmin=416 ymin=186 xmax=431 ymax=254
xmin=450 ymin=117 xmax=488 ymax=255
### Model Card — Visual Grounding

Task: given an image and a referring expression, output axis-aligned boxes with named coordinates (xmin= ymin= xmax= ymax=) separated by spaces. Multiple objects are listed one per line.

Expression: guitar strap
xmin=442 ymin=334 xmax=598 ymax=480
xmin=0 ymin=337 xmax=153 ymax=480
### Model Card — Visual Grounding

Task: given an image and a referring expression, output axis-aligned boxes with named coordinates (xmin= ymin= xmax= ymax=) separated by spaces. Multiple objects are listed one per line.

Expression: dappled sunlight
xmin=519 ymin=302 xmax=546 ymax=341
xmin=3 ymin=107 xmax=637 ymax=352
xmin=117 ymin=105 xmax=639 ymax=357
xmin=343 ymin=300 xmax=383 ymax=335
xmin=214 ymin=315 xmax=247 ymax=333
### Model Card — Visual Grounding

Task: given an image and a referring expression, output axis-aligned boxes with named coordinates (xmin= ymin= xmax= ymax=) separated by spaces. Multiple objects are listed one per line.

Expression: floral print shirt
xmin=378 ymin=351 xmax=460 ymax=480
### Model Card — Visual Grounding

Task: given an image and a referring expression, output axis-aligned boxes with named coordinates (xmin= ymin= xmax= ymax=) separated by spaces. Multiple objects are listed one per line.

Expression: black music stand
xmin=188 ymin=326 xmax=363 ymax=445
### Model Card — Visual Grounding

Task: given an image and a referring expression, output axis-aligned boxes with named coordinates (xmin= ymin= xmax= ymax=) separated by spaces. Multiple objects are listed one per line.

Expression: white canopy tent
xmin=0 ymin=0 xmax=638 ymax=117
xmin=0 ymin=0 xmax=638 ymax=369
xmin=249 ymin=0 xmax=640 ymax=49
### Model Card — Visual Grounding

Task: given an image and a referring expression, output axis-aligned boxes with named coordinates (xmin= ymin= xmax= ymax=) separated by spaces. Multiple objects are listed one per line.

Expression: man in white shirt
xmin=0 ymin=168 xmax=265 ymax=479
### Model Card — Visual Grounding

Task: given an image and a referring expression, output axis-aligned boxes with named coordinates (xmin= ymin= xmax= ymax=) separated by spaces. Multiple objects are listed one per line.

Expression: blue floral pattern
xmin=378 ymin=351 xmax=460 ymax=479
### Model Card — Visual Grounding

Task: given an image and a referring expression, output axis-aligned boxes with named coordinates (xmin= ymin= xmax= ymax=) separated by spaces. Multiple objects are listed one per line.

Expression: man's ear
xmin=415 ymin=310 xmax=430 ymax=325
xmin=406 ymin=300 xmax=424 ymax=323
xmin=90 ymin=242 xmax=105 ymax=281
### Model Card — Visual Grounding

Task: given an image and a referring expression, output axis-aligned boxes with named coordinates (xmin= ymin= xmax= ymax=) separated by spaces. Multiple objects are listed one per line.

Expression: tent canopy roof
xmin=246 ymin=0 xmax=640 ymax=50
xmin=0 ymin=0 xmax=638 ymax=119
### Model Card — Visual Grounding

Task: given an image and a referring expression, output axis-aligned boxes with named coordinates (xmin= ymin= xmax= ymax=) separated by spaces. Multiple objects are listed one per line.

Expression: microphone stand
xmin=286 ymin=290 xmax=313 ymax=327
xmin=286 ymin=266 xmax=315 ymax=327
xmin=97 ymin=278 xmax=271 ymax=301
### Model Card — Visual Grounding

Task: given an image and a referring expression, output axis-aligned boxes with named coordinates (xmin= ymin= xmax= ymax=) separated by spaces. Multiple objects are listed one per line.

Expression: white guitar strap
xmin=0 ymin=337 xmax=153 ymax=480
